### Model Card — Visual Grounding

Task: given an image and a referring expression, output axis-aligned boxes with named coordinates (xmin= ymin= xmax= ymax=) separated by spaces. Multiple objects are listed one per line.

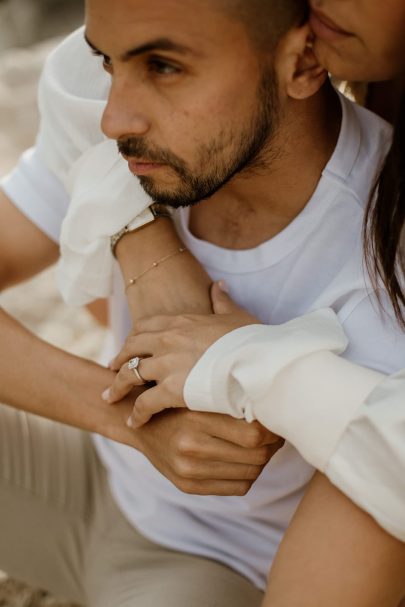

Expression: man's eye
xmin=148 ymin=58 xmax=181 ymax=76
xmin=102 ymin=56 xmax=112 ymax=70
xmin=91 ymin=49 xmax=112 ymax=70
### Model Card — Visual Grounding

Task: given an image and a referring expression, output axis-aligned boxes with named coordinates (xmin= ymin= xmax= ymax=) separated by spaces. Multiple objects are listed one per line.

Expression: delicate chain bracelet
xmin=125 ymin=247 xmax=187 ymax=291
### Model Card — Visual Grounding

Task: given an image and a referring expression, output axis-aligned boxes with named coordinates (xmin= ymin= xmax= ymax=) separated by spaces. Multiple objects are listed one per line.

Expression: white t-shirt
xmin=1 ymin=28 xmax=404 ymax=588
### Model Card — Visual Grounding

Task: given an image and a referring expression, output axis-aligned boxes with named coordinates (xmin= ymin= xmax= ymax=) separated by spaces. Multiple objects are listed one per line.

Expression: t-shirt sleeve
xmin=1 ymin=147 xmax=69 ymax=243
xmin=338 ymin=289 xmax=404 ymax=374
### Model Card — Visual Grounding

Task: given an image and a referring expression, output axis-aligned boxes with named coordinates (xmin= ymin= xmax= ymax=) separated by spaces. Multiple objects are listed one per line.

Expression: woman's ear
xmin=275 ymin=23 xmax=328 ymax=100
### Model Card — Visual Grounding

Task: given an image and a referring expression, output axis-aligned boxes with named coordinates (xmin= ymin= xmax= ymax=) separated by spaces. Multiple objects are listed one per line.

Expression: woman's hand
xmin=104 ymin=282 xmax=259 ymax=428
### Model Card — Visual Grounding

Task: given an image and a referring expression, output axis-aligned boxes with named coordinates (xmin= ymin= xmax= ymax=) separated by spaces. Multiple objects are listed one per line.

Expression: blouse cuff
xmin=185 ymin=309 xmax=346 ymax=419
xmin=261 ymin=351 xmax=383 ymax=470
xmin=184 ymin=308 xmax=383 ymax=470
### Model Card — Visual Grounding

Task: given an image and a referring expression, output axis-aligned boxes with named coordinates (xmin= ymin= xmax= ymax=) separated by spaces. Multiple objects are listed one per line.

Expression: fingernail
xmin=218 ymin=280 xmax=229 ymax=293
xmin=108 ymin=359 xmax=115 ymax=369
xmin=102 ymin=388 xmax=111 ymax=401
xmin=126 ymin=416 xmax=134 ymax=429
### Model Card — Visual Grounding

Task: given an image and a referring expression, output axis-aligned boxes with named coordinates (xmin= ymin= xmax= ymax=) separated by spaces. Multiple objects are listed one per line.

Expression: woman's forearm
xmin=0 ymin=306 xmax=138 ymax=447
xmin=115 ymin=217 xmax=212 ymax=320
xmin=181 ymin=315 xmax=385 ymax=475
xmin=263 ymin=473 xmax=405 ymax=607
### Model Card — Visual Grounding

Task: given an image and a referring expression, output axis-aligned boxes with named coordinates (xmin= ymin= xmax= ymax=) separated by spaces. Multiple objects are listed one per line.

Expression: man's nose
xmin=101 ymin=79 xmax=150 ymax=141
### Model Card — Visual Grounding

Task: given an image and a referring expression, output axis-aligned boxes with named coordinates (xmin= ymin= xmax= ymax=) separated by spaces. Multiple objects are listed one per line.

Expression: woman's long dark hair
xmin=364 ymin=82 xmax=405 ymax=327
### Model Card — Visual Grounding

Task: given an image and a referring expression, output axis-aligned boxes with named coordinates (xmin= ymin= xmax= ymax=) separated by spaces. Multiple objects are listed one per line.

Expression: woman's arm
xmin=0 ymin=188 xmax=135 ymax=442
xmin=263 ymin=472 xmax=405 ymax=607
xmin=0 ymin=306 xmax=136 ymax=446
xmin=113 ymin=218 xmax=283 ymax=495
xmin=114 ymin=216 xmax=212 ymax=318
xmin=106 ymin=284 xmax=405 ymax=542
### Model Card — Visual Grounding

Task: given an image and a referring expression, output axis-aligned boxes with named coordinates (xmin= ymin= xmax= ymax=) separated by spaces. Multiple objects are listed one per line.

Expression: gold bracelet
xmin=125 ymin=247 xmax=187 ymax=291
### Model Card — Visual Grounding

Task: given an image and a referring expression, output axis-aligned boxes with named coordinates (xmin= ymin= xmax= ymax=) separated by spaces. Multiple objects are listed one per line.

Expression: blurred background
xmin=0 ymin=1 xmax=106 ymax=605
xmin=0 ymin=0 xmax=83 ymax=50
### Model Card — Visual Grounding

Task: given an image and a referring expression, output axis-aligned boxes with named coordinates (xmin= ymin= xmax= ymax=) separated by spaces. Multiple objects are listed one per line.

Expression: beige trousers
xmin=0 ymin=404 xmax=263 ymax=607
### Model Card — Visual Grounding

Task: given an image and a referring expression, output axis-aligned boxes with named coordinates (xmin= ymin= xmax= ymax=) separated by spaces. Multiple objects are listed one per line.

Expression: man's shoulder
xmin=329 ymin=94 xmax=392 ymax=210
xmin=349 ymin=95 xmax=393 ymax=170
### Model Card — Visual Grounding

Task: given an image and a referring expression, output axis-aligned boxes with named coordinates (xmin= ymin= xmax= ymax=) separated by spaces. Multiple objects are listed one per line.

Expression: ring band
xmin=127 ymin=357 xmax=146 ymax=384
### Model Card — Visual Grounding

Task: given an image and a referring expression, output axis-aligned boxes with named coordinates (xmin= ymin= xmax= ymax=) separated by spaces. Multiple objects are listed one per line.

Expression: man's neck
xmin=189 ymin=83 xmax=342 ymax=250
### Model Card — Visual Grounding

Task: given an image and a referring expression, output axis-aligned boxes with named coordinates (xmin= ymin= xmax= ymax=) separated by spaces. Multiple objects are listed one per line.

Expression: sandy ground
xmin=0 ymin=35 xmax=105 ymax=607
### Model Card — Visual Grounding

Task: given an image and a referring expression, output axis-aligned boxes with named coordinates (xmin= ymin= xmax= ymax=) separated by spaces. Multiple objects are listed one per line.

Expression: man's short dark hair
xmin=222 ymin=0 xmax=307 ymax=50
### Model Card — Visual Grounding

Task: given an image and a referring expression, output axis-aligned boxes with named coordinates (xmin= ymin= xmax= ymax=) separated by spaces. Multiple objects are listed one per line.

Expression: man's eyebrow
xmin=84 ymin=33 xmax=194 ymax=61
xmin=84 ymin=34 xmax=100 ymax=53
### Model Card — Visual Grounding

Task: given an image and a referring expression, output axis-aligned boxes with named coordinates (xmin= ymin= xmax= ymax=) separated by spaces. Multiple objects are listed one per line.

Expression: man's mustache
xmin=117 ymin=138 xmax=189 ymax=178
xmin=117 ymin=138 xmax=164 ymax=163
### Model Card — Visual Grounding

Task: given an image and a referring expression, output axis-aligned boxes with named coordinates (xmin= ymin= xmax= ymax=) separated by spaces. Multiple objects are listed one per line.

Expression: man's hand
xmin=105 ymin=282 xmax=258 ymax=427
xmin=132 ymin=409 xmax=283 ymax=496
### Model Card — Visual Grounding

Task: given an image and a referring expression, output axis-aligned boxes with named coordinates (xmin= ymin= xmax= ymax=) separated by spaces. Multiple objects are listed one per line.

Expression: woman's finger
xmin=103 ymin=356 xmax=157 ymax=403
xmin=128 ymin=385 xmax=185 ymax=428
xmin=211 ymin=281 xmax=243 ymax=315
xmin=110 ymin=332 xmax=162 ymax=370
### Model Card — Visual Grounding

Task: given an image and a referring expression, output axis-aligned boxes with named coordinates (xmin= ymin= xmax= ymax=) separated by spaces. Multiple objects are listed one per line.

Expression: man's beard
xmin=118 ymin=69 xmax=280 ymax=208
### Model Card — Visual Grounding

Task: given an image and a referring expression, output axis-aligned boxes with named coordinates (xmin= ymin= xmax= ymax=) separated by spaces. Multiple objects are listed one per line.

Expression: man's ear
xmin=275 ymin=24 xmax=328 ymax=100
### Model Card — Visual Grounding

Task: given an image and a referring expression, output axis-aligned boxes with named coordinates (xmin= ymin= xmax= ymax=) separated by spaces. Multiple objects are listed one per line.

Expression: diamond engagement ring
xmin=127 ymin=357 xmax=146 ymax=384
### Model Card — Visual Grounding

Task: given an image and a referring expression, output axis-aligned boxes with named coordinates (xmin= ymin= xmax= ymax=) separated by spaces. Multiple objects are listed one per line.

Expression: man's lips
xmin=125 ymin=157 xmax=165 ymax=176
xmin=309 ymin=8 xmax=354 ymax=43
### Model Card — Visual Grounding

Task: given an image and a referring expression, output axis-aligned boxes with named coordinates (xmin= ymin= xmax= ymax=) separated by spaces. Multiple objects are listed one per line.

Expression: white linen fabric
xmin=59 ymin=140 xmax=153 ymax=304
xmin=1 ymin=27 xmax=404 ymax=588
xmin=184 ymin=309 xmax=350 ymax=424
xmin=187 ymin=343 xmax=380 ymax=466
xmin=35 ymin=28 xmax=108 ymax=181
xmin=327 ymin=370 xmax=405 ymax=541
xmin=185 ymin=328 xmax=405 ymax=540
xmin=34 ymin=27 xmax=155 ymax=305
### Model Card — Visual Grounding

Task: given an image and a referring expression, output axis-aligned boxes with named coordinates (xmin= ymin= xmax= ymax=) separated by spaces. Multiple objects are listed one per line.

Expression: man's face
xmin=85 ymin=0 xmax=279 ymax=207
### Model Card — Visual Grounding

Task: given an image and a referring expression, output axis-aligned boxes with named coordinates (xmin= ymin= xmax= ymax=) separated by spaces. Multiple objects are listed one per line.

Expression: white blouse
xmin=184 ymin=312 xmax=405 ymax=541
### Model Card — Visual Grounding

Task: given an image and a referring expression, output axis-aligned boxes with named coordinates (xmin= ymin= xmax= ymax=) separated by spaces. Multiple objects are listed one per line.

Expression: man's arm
xmin=263 ymin=472 xmax=405 ymax=607
xmin=0 ymin=190 xmax=59 ymax=287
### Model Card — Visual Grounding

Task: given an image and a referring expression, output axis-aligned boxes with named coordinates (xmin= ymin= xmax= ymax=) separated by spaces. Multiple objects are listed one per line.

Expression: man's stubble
xmin=117 ymin=67 xmax=282 ymax=208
